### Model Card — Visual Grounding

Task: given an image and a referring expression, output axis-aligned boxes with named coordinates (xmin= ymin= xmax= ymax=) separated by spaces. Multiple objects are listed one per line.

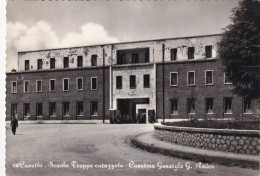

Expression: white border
xmin=76 ymin=77 xmax=83 ymax=90
xmin=36 ymin=80 xmax=42 ymax=92
xmin=63 ymin=78 xmax=69 ymax=91
xmin=170 ymin=72 xmax=178 ymax=86
xmin=187 ymin=71 xmax=195 ymax=86
xmin=205 ymin=70 xmax=213 ymax=85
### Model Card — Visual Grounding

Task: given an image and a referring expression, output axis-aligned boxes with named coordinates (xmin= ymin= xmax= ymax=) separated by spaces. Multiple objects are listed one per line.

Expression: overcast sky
xmin=6 ymin=0 xmax=239 ymax=71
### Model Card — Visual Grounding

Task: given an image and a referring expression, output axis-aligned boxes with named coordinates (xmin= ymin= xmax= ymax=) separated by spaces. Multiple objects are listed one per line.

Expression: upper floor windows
xmin=25 ymin=60 xmax=30 ymax=71
xmin=188 ymin=47 xmax=195 ymax=60
xmin=36 ymin=80 xmax=42 ymax=92
xmin=171 ymin=48 xmax=177 ymax=61
xmin=63 ymin=78 xmax=69 ymax=91
xmin=224 ymin=72 xmax=232 ymax=84
xmin=117 ymin=48 xmax=149 ymax=65
xmin=91 ymin=55 xmax=97 ymax=66
xmin=37 ymin=59 xmax=43 ymax=70
xmin=143 ymin=74 xmax=150 ymax=88
xmin=145 ymin=51 xmax=149 ymax=63
xmin=91 ymin=77 xmax=97 ymax=90
xmin=63 ymin=57 xmax=69 ymax=68
xmin=11 ymin=81 xmax=17 ymax=93
xmin=116 ymin=76 xmax=122 ymax=89
xmin=77 ymin=77 xmax=83 ymax=90
xmin=130 ymin=75 xmax=136 ymax=89
xmin=131 ymin=53 xmax=139 ymax=64
xmin=49 ymin=79 xmax=56 ymax=91
xmin=50 ymin=58 xmax=55 ymax=69
xmin=205 ymin=70 xmax=213 ymax=85
xmin=170 ymin=72 xmax=178 ymax=86
xmin=24 ymin=80 xmax=30 ymax=93
xmin=205 ymin=46 xmax=212 ymax=58
xmin=77 ymin=56 xmax=83 ymax=67
xmin=187 ymin=71 xmax=195 ymax=86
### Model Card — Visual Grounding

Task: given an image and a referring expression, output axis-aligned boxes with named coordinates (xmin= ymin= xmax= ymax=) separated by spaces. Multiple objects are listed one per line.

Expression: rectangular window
xmin=145 ymin=51 xmax=149 ymax=63
xmin=130 ymin=75 xmax=136 ymax=89
xmin=24 ymin=80 xmax=30 ymax=93
xmin=91 ymin=55 xmax=97 ymax=66
xmin=243 ymin=98 xmax=252 ymax=114
xmin=50 ymin=58 xmax=55 ymax=69
xmin=187 ymin=71 xmax=195 ymax=86
xmin=170 ymin=72 xmax=178 ymax=86
xmin=116 ymin=76 xmax=122 ymax=89
xmin=76 ymin=102 xmax=84 ymax=116
xmin=77 ymin=78 xmax=83 ymax=90
xmin=171 ymin=99 xmax=178 ymax=115
xmin=188 ymin=98 xmax=196 ymax=114
xmin=224 ymin=72 xmax=232 ymax=84
xmin=117 ymin=53 xmax=126 ymax=65
xmin=49 ymin=79 xmax=55 ymax=91
xmin=25 ymin=60 xmax=30 ymax=71
xmin=205 ymin=46 xmax=212 ymax=58
xmin=91 ymin=101 xmax=98 ymax=116
xmin=11 ymin=104 xmax=18 ymax=119
xmin=63 ymin=78 xmax=69 ymax=91
xmin=171 ymin=48 xmax=177 ymax=61
xmin=63 ymin=57 xmax=69 ymax=68
xmin=77 ymin=56 xmax=83 ymax=67
xmin=131 ymin=53 xmax=139 ymax=64
xmin=24 ymin=103 xmax=30 ymax=117
xmin=49 ymin=102 xmax=56 ymax=117
xmin=36 ymin=103 xmax=43 ymax=117
xmin=206 ymin=98 xmax=214 ymax=114
xmin=11 ymin=81 xmax=17 ymax=93
xmin=63 ymin=102 xmax=70 ymax=116
xmin=188 ymin=47 xmax=195 ymax=60
xmin=205 ymin=70 xmax=213 ymax=85
xmin=91 ymin=77 xmax=97 ymax=90
xmin=143 ymin=74 xmax=150 ymax=88
xmin=37 ymin=59 xmax=43 ymax=70
xmin=224 ymin=98 xmax=232 ymax=114
xmin=36 ymin=80 xmax=42 ymax=92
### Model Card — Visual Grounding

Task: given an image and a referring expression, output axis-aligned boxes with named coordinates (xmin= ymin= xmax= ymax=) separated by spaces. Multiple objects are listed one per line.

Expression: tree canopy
xmin=218 ymin=0 xmax=260 ymax=99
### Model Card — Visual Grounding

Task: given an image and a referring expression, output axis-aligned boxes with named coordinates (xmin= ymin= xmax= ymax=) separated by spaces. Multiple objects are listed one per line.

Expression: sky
xmin=6 ymin=0 xmax=239 ymax=72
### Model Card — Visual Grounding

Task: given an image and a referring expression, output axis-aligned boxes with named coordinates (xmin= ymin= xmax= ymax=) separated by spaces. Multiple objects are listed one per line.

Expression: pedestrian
xmin=10 ymin=117 xmax=18 ymax=135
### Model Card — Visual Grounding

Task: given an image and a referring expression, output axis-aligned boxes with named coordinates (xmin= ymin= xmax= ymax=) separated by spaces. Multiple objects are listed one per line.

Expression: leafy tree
xmin=218 ymin=0 xmax=260 ymax=99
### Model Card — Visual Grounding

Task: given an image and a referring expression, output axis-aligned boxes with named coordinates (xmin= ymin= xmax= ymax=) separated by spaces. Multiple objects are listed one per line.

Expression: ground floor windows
xmin=91 ymin=101 xmax=98 ymax=116
xmin=24 ymin=103 xmax=30 ymax=117
xmin=187 ymin=98 xmax=196 ymax=114
xmin=36 ymin=103 xmax=43 ymax=117
xmin=224 ymin=98 xmax=232 ymax=114
xmin=243 ymin=98 xmax=252 ymax=114
xmin=63 ymin=102 xmax=70 ymax=116
xmin=76 ymin=102 xmax=84 ymax=116
xmin=205 ymin=98 xmax=214 ymax=114
xmin=11 ymin=104 xmax=18 ymax=119
xmin=170 ymin=99 xmax=178 ymax=115
xmin=49 ymin=103 xmax=56 ymax=117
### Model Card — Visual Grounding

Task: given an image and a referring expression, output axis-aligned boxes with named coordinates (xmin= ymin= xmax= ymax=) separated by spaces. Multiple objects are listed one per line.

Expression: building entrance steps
xmin=131 ymin=131 xmax=259 ymax=170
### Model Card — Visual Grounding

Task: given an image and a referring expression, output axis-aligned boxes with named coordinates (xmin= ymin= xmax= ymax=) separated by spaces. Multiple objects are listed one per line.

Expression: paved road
xmin=6 ymin=124 xmax=258 ymax=176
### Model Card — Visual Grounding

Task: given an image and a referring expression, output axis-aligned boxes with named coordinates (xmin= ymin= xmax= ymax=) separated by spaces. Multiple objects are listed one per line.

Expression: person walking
xmin=10 ymin=118 xmax=18 ymax=135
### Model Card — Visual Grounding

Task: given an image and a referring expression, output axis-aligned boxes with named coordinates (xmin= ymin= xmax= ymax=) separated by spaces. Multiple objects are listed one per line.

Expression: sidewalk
xmin=132 ymin=131 xmax=259 ymax=170
xmin=6 ymin=120 xmax=110 ymax=124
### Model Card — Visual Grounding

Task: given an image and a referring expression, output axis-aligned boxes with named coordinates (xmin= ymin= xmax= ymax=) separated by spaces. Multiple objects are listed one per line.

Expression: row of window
xmin=170 ymin=71 xmax=232 ymax=86
xmin=170 ymin=98 xmax=252 ymax=115
xmin=11 ymin=77 xmax=97 ymax=93
xmin=11 ymin=101 xmax=99 ymax=118
xmin=25 ymin=55 xmax=98 ymax=71
xmin=116 ymin=74 xmax=150 ymax=89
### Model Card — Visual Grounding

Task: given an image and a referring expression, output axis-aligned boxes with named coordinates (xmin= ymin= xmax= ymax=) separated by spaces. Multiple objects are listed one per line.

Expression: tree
xmin=218 ymin=0 xmax=260 ymax=99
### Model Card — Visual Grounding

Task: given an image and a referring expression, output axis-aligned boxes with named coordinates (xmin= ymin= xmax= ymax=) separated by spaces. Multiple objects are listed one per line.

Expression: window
xmin=50 ymin=58 xmax=55 ymax=69
xmin=206 ymin=98 xmax=214 ymax=114
xmin=77 ymin=56 xmax=83 ymax=67
xmin=91 ymin=77 xmax=97 ymax=90
xmin=143 ymin=74 xmax=150 ymax=88
xmin=11 ymin=104 xmax=18 ymax=119
xmin=49 ymin=79 xmax=55 ymax=91
xmin=77 ymin=78 xmax=83 ymax=90
xmin=188 ymin=98 xmax=196 ymax=114
xmin=130 ymin=75 xmax=136 ymax=89
xmin=63 ymin=102 xmax=70 ymax=116
xmin=24 ymin=103 xmax=30 ymax=117
xmin=117 ymin=53 xmax=126 ymax=65
xmin=63 ymin=78 xmax=69 ymax=91
xmin=37 ymin=59 xmax=43 ymax=70
xmin=170 ymin=72 xmax=178 ymax=86
xmin=25 ymin=60 xmax=30 ymax=71
xmin=24 ymin=80 xmax=30 ymax=93
xmin=91 ymin=101 xmax=98 ymax=116
xmin=91 ymin=55 xmax=97 ymax=66
xmin=187 ymin=71 xmax=195 ymax=86
xmin=116 ymin=76 xmax=122 ymax=89
xmin=224 ymin=72 xmax=232 ymax=84
xmin=49 ymin=103 xmax=56 ymax=116
xmin=76 ymin=102 xmax=84 ymax=116
xmin=170 ymin=99 xmax=178 ymax=115
xmin=11 ymin=81 xmax=17 ymax=93
xmin=243 ymin=98 xmax=252 ymax=114
xmin=188 ymin=47 xmax=195 ymax=60
xmin=63 ymin=57 xmax=69 ymax=68
xmin=171 ymin=48 xmax=177 ymax=61
xmin=36 ymin=80 xmax=42 ymax=92
xmin=36 ymin=103 xmax=43 ymax=117
xmin=131 ymin=53 xmax=139 ymax=63
xmin=224 ymin=98 xmax=232 ymax=114
xmin=205 ymin=70 xmax=213 ymax=85
xmin=205 ymin=46 xmax=212 ymax=58
xmin=145 ymin=51 xmax=149 ymax=63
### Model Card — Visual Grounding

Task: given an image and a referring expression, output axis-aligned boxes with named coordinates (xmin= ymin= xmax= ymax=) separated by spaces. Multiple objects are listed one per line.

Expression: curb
xmin=131 ymin=132 xmax=259 ymax=170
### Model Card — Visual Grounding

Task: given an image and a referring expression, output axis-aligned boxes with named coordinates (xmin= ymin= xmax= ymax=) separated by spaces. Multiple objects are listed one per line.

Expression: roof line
xmin=18 ymin=33 xmax=222 ymax=53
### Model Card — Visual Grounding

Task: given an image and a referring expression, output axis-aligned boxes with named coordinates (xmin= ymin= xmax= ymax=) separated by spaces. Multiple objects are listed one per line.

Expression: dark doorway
xmin=138 ymin=109 xmax=146 ymax=123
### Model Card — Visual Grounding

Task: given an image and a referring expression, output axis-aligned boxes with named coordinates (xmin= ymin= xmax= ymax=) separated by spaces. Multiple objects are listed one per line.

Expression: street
xmin=6 ymin=123 xmax=258 ymax=176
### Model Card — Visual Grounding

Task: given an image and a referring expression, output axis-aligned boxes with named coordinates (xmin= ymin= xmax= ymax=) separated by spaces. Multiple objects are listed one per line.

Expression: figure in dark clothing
xmin=10 ymin=118 xmax=18 ymax=135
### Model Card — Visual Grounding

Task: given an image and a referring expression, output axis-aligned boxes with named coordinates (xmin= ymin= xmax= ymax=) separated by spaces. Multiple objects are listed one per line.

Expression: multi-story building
xmin=6 ymin=34 xmax=260 ymax=123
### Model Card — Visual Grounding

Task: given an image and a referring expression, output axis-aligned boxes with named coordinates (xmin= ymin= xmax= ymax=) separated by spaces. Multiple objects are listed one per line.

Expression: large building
xmin=6 ymin=34 xmax=260 ymax=123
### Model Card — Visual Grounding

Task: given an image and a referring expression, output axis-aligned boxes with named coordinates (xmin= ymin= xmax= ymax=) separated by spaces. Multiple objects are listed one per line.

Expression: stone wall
xmin=154 ymin=125 xmax=260 ymax=155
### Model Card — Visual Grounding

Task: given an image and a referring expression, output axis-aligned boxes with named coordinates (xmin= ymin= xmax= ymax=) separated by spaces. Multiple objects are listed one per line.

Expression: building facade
xmin=6 ymin=34 xmax=260 ymax=122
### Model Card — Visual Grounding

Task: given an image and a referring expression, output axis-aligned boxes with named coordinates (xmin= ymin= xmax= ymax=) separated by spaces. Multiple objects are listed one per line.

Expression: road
xmin=6 ymin=123 xmax=258 ymax=176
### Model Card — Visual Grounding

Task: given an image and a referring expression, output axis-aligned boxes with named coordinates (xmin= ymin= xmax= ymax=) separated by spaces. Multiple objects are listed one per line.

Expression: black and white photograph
xmin=2 ymin=0 xmax=260 ymax=175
